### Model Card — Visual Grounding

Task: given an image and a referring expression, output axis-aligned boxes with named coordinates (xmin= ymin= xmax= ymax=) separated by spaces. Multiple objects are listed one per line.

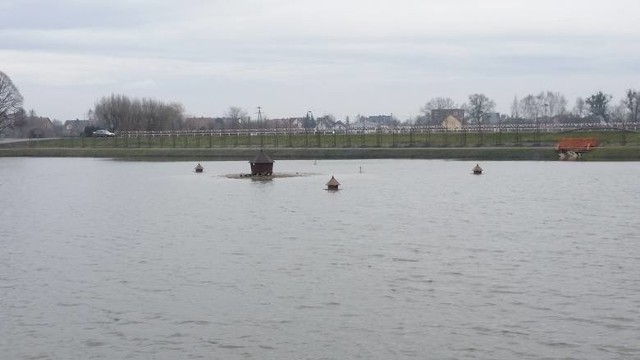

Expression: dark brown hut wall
xmin=250 ymin=162 xmax=273 ymax=175
xmin=250 ymin=150 xmax=274 ymax=175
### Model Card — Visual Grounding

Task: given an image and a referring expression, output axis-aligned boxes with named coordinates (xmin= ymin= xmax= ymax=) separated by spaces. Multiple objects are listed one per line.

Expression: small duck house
xmin=250 ymin=150 xmax=274 ymax=176
xmin=472 ymin=164 xmax=483 ymax=175
xmin=326 ymin=176 xmax=340 ymax=190
xmin=194 ymin=163 xmax=204 ymax=173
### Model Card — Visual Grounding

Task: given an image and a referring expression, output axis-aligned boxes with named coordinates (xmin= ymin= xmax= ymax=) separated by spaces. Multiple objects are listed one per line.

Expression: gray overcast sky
xmin=2 ymin=0 xmax=639 ymax=121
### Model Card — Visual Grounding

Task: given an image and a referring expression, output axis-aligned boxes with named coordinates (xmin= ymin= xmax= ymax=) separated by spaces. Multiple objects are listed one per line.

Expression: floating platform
xmin=224 ymin=173 xmax=313 ymax=180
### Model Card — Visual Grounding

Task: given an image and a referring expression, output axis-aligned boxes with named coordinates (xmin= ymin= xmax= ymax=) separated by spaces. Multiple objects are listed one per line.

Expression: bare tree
xmin=542 ymin=91 xmax=567 ymax=117
xmin=92 ymin=94 xmax=133 ymax=131
xmin=419 ymin=97 xmax=458 ymax=124
xmin=225 ymin=106 xmax=248 ymax=129
xmin=52 ymin=119 xmax=64 ymax=136
xmin=520 ymin=94 xmax=540 ymax=121
xmin=164 ymin=103 xmax=184 ymax=130
xmin=609 ymin=102 xmax=628 ymax=123
xmin=466 ymin=94 xmax=495 ymax=124
xmin=0 ymin=71 xmax=24 ymax=135
xmin=624 ymin=89 xmax=640 ymax=122
xmin=573 ymin=97 xmax=588 ymax=118
xmin=137 ymin=98 xmax=183 ymax=131
xmin=510 ymin=96 xmax=521 ymax=119
xmin=12 ymin=108 xmax=27 ymax=136
xmin=517 ymin=91 xmax=567 ymax=121
xmin=91 ymin=94 xmax=184 ymax=131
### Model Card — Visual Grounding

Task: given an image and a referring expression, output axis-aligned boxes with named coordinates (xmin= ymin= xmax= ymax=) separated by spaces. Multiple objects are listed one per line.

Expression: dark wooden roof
xmin=251 ymin=150 xmax=274 ymax=164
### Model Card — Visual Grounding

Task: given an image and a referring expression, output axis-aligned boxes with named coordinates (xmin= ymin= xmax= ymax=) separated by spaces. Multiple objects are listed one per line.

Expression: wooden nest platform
xmin=224 ymin=172 xmax=313 ymax=180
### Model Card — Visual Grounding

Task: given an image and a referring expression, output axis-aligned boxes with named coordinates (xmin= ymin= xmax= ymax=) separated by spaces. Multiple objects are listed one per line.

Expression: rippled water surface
xmin=1 ymin=158 xmax=639 ymax=359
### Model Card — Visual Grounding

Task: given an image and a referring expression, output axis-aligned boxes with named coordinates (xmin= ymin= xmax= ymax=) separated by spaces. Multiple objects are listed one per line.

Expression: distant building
xmin=63 ymin=119 xmax=91 ymax=137
xmin=365 ymin=115 xmax=394 ymax=126
xmin=351 ymin=114 xmax=395 ymax=129
xmin=269 ymin=117 xmax=305 ymax=130
xmin=432 ymin=109 xmax=465 ymax=130
xmin=183 ymin=117 xmax=233 ymax=130
xmin=483 ymin=112 xmax=501 ymax=124
xmin=441 ymin=115 xmax=463 ymax=131
xmin=183 ymin=117 xmax=214 ymax=130
xmin=315 ymin=116 xmax=336 ymax=131
xmin=432 ymin=109 xmax=464 ymax=124
xmin=333 ymin=120 xmax=348 ymax=131
xmin=24 ymin=117 xmax=55 ymax=138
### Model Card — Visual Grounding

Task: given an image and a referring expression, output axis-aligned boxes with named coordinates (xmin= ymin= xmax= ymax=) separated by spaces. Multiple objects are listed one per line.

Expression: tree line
xmin=2 ymin=70 xmax=640 ymax=138
xmin=89 ymin=94 xmax=184 ymax=132
xmin=417 ymin=90 xmax=640 ymax=125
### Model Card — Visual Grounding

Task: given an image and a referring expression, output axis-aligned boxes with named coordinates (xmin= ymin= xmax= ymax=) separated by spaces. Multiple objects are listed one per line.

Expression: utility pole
xmin=257 ymin=106 xmax=264 ymax=148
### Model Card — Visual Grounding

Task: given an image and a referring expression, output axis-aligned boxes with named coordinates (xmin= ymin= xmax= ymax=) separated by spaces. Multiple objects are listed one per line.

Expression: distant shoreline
xmin=1 ymin=146 xmax=639 ymax=161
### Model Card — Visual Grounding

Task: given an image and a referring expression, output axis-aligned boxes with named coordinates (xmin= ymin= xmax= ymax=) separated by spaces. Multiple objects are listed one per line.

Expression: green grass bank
xmin=1 ymin=146 xmax=639 ymax=161
xmin=1 ymin=129 xmax=639 ymax=160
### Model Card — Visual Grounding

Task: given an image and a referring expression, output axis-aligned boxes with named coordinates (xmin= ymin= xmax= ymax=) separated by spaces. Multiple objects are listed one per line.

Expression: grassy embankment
xmin=1 ymin=130 xmax=639 ymax=160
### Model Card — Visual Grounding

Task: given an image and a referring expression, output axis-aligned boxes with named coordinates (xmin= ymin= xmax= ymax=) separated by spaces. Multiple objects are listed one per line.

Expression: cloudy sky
xmin=2 ymin=0 xmax=639 ymax=121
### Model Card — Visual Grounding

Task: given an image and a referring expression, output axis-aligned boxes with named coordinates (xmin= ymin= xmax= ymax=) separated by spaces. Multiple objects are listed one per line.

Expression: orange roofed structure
xmin=555 ymin=138 xmax=599 ymax=160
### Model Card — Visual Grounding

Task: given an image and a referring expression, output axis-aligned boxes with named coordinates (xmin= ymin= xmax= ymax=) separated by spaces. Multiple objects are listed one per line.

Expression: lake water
xmin=1 ymin=158 xmax=639 ymax=360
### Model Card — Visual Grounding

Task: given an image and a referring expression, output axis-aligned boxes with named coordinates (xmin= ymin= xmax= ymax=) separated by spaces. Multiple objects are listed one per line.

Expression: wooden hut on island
xmin=326 ymin=176 xmax=340 ymax=190
xmin=194 ymin=163 xmax=204 ymax=173
xmin=472 ymin=164 xmax=483 ymax=175
xmin=250 ymin=150 xmax=274 ymax=176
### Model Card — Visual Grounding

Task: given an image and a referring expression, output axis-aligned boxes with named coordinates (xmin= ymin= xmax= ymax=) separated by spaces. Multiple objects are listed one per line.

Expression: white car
xmin=93 ymin=129 xmax=115 ymax=137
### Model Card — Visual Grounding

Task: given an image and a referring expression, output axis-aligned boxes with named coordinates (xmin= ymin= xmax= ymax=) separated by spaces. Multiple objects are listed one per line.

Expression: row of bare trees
xmin=418 ymin=89 xmax=640 ymax=125
xmin=511 ymin=92 xmax=568 ymax=120
xmin=3 ymin=69 xmax=640 ymax=135
xmin=417 ymin=94 xmax=496 ymax=125
xmin=572 ymin=90 xmax=640 ymax=123
xmin=85 ymin=90 xmax=640 ymax=132
xmin=90 ymin=94 xmax=185 ymax=132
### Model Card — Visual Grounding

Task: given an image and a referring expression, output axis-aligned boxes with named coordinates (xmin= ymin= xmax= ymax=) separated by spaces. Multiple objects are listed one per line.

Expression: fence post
xmin=411 ymin=129 xmax=416 ymax=147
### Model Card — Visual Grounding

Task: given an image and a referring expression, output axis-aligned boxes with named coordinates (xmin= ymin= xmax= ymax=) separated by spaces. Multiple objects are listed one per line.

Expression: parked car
xmin=92 ymin=129 xmax=115 ymax=137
